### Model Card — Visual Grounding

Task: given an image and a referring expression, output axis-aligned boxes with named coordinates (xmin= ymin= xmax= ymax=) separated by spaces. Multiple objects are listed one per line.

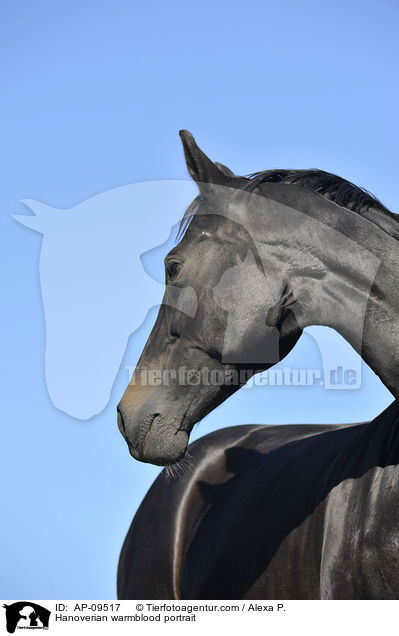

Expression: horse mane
xmin=178 ymin=168 xmax=399 ymax=241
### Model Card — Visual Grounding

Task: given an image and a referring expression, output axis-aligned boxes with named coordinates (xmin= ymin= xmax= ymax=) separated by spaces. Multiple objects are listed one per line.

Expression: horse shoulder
xmin=321 ymin=465 xmax=399 ymax=599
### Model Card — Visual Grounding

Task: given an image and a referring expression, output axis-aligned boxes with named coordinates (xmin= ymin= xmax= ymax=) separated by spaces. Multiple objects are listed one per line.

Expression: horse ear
xmin=179 ymin=130 xmax=235 ymax=190
xmin=12 ymin=199 xmax=59 ymax=234
xmin=215 ymin=162 xmax=236 ymax=177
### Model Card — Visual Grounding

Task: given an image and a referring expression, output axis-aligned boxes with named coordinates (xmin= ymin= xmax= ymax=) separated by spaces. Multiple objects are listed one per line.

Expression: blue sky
xmin=1 ymin=0 xmax=398 ymax=599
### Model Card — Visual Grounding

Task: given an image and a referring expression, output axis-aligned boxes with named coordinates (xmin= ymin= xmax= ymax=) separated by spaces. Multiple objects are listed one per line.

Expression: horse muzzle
xmin=117 ymin=390 xmax=190 ymax=465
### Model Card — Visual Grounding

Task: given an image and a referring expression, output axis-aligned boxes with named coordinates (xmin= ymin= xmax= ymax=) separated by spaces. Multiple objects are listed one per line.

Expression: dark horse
xmin=117 ymin=132 xmax=399 ymax=599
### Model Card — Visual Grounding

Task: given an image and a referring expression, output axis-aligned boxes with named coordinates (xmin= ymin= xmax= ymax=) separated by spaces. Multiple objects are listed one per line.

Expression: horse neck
xmin=296 ymin=257 xmax=399 ymax=399
xmin=251 ymin=184 xmax=399 ymax=398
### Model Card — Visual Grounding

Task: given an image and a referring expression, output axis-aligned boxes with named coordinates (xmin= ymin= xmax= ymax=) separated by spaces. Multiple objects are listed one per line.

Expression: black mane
xmin=246 ymin=168 xmax=390 ymax=216
xmin=178 ymin=168 xmax=398 ymax=240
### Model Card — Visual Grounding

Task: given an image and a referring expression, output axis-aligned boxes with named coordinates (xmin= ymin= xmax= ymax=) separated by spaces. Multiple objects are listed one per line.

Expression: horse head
xmin=117 ymin=131 xmax=302 ymax=464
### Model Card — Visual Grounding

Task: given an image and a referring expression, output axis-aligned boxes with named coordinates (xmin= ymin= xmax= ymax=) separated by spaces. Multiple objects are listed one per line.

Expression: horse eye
xmin=166 ymin=262 xmax=181 ymax=281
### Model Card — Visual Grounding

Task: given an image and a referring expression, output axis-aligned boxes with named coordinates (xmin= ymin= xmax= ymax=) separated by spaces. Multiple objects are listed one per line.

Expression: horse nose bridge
xmin=120 ymin=382 xmax=146 ymax=406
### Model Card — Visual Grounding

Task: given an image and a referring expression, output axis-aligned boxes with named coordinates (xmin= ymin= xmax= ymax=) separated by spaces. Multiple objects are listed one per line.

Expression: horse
xmin=117 ymin=131 xmax=399 ymax=598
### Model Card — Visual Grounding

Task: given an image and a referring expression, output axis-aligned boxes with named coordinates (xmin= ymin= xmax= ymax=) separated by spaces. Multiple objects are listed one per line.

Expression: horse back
xmin=117 ymin=422 xmax=354 ymax=599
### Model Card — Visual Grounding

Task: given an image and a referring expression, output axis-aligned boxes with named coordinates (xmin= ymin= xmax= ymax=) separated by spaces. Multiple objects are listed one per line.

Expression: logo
xmin=2 ymin=603 xmax=50 ymax=633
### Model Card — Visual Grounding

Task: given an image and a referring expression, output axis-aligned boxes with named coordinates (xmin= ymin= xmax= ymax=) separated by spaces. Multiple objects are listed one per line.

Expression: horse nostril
xmin=117 ymin=408 xmax=125 ymax=435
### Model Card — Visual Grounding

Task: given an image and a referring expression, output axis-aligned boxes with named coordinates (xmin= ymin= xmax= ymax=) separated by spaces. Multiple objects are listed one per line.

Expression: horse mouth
xmin=118 ymin=410 xmax=189 ymax=466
